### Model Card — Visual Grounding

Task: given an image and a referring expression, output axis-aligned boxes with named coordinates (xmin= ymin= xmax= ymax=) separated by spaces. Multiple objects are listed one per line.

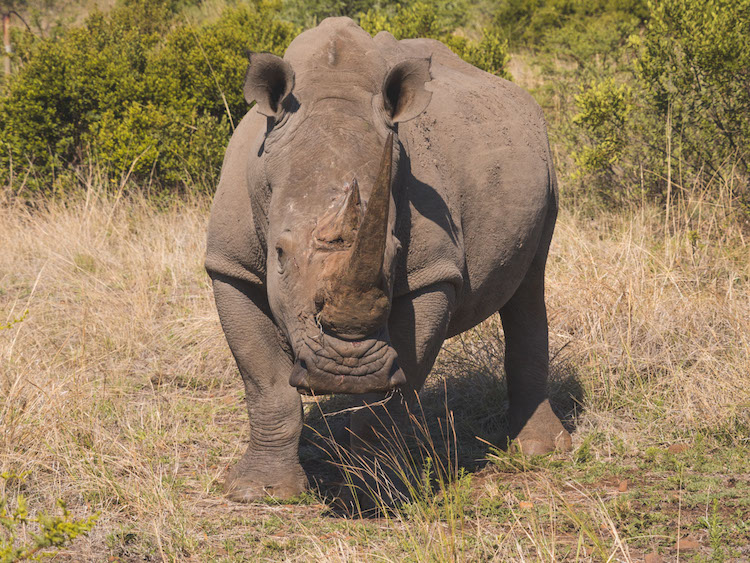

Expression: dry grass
xmin=1 ymin=185 xmax=748 ymax=561
xmin=547 ymin=201 xmax=750 ymax=444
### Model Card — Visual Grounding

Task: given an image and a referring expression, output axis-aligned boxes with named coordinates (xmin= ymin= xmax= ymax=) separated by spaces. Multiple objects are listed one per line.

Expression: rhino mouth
xmin=289 ymin=329 xmax=406 ymax=395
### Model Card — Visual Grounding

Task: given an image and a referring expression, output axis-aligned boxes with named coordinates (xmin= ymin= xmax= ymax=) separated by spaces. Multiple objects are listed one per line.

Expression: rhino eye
xmin=276 ymin=245 xmax=286 ymax=273
xmin=275 ymin=231 xmax=294 ymax=274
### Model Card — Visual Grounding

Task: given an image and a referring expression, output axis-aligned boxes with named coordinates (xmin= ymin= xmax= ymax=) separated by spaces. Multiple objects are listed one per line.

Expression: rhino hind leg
xmin=499 ymin=262 xmax=572 ymax=456
xmin=211 ymin=275 xmax=308 ymax=502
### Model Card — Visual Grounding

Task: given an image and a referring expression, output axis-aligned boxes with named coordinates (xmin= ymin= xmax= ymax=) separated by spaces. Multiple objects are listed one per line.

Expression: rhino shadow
xmin=299 ymin=331 xmax=584 ymax=517
xmin=394 ymin=145 xmax=460 ymax=252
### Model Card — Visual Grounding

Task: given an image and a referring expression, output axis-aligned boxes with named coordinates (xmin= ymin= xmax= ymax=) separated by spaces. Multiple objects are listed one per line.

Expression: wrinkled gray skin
xmin=205 ymin=17 xmax=572 ymax=502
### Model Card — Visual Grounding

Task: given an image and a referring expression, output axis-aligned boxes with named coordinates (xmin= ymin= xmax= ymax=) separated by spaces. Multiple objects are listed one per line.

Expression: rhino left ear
xmin=244 ymin=52 xmax=295 ymax=118
xmin=382 ymin=58 xmax=432 ymax=124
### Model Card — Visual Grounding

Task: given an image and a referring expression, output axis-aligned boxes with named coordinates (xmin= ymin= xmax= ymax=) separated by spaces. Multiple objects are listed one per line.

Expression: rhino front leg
xmin=499 ymin=263 xmax=572 ymax=456
xmin=211 ymin=274 xmax=307 ymax=502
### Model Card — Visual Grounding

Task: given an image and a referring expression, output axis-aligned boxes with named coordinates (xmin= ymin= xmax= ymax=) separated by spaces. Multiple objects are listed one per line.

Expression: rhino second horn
xmin=313 ymin=179 xmax=362 ymax=246
xmin=340 ymin=178 xmax=362 ymax=239
xmin=331 ymin=178 xmax=362 ymax=244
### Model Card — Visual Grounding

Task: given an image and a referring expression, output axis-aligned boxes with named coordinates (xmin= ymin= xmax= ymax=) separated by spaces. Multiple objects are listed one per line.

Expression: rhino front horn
xmin=318 ymin=133 xmax=394 ymax=339
xmin=345 ymin=132 xmax=393 ymax=289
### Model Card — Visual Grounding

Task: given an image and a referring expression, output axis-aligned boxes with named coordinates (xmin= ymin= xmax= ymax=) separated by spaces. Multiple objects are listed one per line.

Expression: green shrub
xmin=635 ymin=0 xmax=750 ymax=188
xmin=447 ymin=27 xmax=510 ymax=79
xmin=0 ymin=0 xmax=299 ymax=194
xmin=567 ymin=0 xmax=750 ymax=207
xmin=0 ymin=0 xmax=511 ymax=196
xmin=282 ymin=0 xmax=385 ymax=27
xmin=573 ymin=78 xmax=633 ymax=173
xmin=281 ymin=0 xmax=468 ymax=30
xmin=359 ymin=1 xmax=444 ymax=38
xmin=542 ymin=9 xmax=643 ymax=69
xmin=360 ymin=2 xmax=509 ymax=78
xmin=492 ymin=0 xmax=648 ymax=49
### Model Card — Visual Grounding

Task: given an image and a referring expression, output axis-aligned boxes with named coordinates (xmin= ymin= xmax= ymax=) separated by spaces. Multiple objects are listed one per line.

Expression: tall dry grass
xmin=1 ymin=182 xmax=748 ymax=560
xmin=0 ymin=189 xmax=238 ymax=558
xmin=548 ymin=200 xmax=749 ymax=444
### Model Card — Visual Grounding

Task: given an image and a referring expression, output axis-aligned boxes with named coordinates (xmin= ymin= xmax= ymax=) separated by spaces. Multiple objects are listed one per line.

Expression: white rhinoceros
xmin=205 ymin=17 xmax=571 ymax=501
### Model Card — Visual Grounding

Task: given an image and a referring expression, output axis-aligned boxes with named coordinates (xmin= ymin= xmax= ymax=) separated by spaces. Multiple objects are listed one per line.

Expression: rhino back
xmin=381 ymin=36 xmax=555 ymax=334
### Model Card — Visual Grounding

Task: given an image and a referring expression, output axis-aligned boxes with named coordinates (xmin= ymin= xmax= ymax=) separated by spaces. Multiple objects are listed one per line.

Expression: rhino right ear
xmin=243 ymin=52 xmax=295 ymax=118
xmin=382 ymin=57 xmax=432 ymax=124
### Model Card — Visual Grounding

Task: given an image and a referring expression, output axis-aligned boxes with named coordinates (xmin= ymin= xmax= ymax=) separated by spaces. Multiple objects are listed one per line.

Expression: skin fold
xmin=205 ymin=17 xmax=571 ymax=502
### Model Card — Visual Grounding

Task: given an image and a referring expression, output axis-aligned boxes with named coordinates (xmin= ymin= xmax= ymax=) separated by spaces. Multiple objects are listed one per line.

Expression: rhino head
xmin=243 ymin=23 xmax=432 ymax=395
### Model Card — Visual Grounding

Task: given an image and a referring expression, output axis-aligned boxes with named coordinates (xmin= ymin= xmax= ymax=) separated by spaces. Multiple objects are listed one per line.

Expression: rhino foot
xmin=511 ymin=399 xmax=572 ymax=456
xmin=224 ymin=463 xmax=308 ymax=503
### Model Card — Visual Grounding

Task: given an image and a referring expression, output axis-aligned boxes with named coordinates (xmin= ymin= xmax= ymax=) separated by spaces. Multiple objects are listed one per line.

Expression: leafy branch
xmin=0 ymin=472 xmax=99 ymax=562
xmin=0 ymin=310 xmax=27 ymax=331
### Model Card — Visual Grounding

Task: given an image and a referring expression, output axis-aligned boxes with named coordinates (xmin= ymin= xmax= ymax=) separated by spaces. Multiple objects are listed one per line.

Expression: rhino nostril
xmin=313 ymin=289 xmax=325 ymax=313
xmin=389 ymin=365 xmax=406 ymax=387
xmin=289 ymin=360 xmax=308 ymax=388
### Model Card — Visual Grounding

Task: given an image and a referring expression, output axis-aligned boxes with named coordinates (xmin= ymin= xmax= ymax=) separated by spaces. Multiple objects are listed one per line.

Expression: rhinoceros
xmin=205 ymin=17 xmax=571 ymax=502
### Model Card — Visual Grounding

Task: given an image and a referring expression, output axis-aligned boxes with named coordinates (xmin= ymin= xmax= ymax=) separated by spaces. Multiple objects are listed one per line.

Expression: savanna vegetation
xmin=1 ymin=0 xmax=748 ymax=561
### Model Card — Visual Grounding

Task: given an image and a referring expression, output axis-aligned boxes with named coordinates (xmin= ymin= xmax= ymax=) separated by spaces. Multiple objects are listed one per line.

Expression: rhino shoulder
xmin=373 ymin=34 xmax=493 ymax=81
xmin=205 ymin=109 xmax=268 ymax=286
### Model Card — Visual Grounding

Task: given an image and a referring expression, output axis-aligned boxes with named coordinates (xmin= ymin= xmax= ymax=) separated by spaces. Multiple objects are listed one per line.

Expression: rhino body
xmin=205 ymin=18 xmax=571 ymax=501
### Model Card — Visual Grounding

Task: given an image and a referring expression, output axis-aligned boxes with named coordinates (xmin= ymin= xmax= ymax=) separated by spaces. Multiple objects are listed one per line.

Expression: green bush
xmin=492 ymin=0 xmax=648 ymax=49
xmin=573 ymin=78 xmax=633 ymax=174
xmin=360 ymin=2 xmax=509 ymax=78
xmin=0 ymin=0 xmax=510 ymax=195
xmin=635 ymin=0 xmax=750 ymax=187
xmin=5 ymin=0 xmax=743 ymax=208
xmin=282 ymin=0 xmax=385 ymax=27
xmin=281 ymin=0 xmax=468 ymax=30
xmin=566 ymin=0 xmax=750 ymax=207
xmin=0 ymin=0 xmax=299 ymax=194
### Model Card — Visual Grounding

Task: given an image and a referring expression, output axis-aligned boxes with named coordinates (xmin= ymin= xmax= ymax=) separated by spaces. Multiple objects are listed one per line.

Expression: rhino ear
xmin=243 ymin=52 xmax=295 ymax=118
xmin=382 ymin=58 xmax=432 ymax=124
